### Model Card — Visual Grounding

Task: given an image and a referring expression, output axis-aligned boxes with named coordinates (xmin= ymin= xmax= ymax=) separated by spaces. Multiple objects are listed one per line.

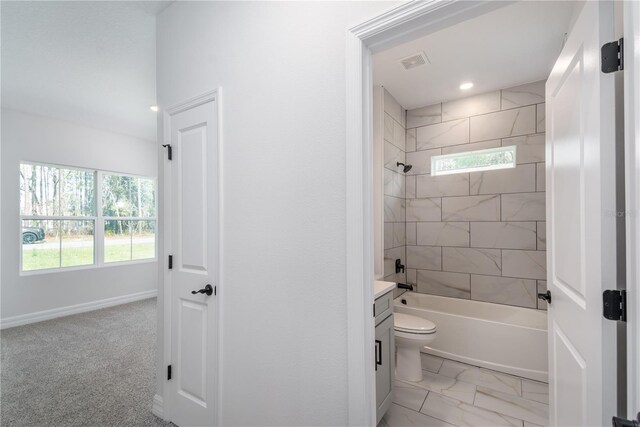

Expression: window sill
xmin=20 ymin=258 xmax=157 ymax=276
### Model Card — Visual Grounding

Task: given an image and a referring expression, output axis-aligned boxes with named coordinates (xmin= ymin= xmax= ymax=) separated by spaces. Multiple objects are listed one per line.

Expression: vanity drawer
xmin=374 ymin=290 xmax=393 ymax=325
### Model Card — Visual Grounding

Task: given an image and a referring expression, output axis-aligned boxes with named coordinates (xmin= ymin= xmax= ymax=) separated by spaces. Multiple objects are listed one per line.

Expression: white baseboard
xmin=0 ymin=289 xmax=158 ymax=329
xmin=152 ymin=394 xmax=165 ymax=419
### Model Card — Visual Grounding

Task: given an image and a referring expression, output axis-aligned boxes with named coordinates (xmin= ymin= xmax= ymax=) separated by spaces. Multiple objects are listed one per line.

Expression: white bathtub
xmin=394 ymin=292 xmax=548 ymax=382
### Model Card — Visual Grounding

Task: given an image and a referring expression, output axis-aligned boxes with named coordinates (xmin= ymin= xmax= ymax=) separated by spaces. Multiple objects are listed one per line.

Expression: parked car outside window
xmin=22 ymin=227 xmax=45 ymax=244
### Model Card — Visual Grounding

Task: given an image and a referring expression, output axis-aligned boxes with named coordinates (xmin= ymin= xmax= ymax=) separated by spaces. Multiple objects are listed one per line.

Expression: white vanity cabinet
xmin=374 ymin=289 xmax=394 ymax=424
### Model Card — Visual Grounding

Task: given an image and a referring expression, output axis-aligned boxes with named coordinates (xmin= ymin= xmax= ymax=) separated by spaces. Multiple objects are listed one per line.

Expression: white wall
xmin=156 ymin=2 xmax=398 ymax=425
xmin=1 ymin=108 xmax=158 ymax=326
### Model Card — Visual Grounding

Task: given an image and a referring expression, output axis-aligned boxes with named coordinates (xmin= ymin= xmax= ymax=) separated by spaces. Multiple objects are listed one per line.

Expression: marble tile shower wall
xmin=404 ymin=81 xmax=547 ymax=310
xmin=383 ymin=89 xmax=407 ymax=285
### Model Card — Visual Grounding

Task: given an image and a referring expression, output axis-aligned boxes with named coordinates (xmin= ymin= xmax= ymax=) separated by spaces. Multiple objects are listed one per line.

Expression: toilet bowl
xmin=394 ymin=312 xmax=437 ymax=382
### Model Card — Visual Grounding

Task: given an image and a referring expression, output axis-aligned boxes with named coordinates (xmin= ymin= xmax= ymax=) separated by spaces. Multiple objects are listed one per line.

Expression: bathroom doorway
xmin=345 ymin=1 xmax=639 ymax=426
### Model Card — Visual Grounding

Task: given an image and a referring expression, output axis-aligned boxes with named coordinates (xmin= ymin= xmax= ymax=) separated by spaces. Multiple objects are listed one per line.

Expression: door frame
xmin=157 ymin=88 xmax=224 ymax=425
xmin=624 ymin=0 xmax=640 ymax=419
xmin=346 ymin=2 xmax=507 ymax=424
xmin=345 ymin=1 xmax=640 ymax=425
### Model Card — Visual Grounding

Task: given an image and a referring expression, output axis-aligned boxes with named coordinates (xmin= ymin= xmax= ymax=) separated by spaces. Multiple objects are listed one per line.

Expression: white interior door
xmin=545 ymin=2 xmax=618 ymax=426
xmin=167 ymin=95 xmax=219 ymax=427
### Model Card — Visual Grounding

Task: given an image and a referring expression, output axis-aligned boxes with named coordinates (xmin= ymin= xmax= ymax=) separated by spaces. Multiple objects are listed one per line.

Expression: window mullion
xmin=96 ymin=170 xmax=104 ymax=267
xmin=58 ymin=220 xmax=62 ymax=268
xmin=130 ymin=220 xmax=134 ymax=261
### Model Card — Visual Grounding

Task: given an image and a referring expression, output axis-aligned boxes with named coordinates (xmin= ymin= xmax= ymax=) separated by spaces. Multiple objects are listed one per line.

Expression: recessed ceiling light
xmin=150 ymin=105 xmax=159 ymax=112
xmin=459 ymin=82 xmax=474 ymax=90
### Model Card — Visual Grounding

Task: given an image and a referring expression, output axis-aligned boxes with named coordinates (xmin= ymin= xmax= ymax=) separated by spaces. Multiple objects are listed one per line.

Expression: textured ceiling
xmin=373 ymin=1 xmax=580 ymax=109
xmin=1 ymin=1 xmax=172 ymax=141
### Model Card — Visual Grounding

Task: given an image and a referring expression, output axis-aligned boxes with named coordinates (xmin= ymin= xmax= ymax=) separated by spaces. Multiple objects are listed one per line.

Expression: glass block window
xmin=431 ymin=146 xmax=517 ymax=176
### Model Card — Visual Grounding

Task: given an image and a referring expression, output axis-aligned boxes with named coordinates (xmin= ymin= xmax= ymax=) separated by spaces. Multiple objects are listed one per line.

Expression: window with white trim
xmin=19 ymin=162 xmax=156 ymax=273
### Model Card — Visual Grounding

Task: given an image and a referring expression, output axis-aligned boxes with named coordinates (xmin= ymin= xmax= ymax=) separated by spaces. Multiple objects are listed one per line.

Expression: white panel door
xmin=545 ymin=2 xmax=617 ymax=426
xmin=168 ymin=97 xmax=219 ymax=427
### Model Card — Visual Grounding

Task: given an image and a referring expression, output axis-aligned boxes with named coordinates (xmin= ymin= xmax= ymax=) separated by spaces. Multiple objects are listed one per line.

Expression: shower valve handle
xmin=537 ymin=290 xmax=551 ymax=304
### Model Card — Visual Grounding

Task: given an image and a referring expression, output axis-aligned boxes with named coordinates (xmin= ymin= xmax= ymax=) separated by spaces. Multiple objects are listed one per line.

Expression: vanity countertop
xmin=374 ymin=280 xmax=396 ymax=299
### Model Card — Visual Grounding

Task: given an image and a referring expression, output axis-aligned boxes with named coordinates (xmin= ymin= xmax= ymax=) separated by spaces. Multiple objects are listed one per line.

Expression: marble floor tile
xmin=521 ymin=379 xmax=549 ymax=404
xmin=439 ymin=360 xmax=522 ymax=396
xmin=421 ymin=392 xmax=523 ymax=427
xmin=378 ymin=416 xmax=391 ymax=427
xmin=410 ymin=370 xmax=477 ymax=404
xmin=394 ymin=380 xmax=429 ymax=411
xmin=383 ymin=402 xmax=456 ymax=427
xmin=421 ymin=352 xmax=445 ymax=373
xmin=474 ymin=386 xmax=548 ymax=426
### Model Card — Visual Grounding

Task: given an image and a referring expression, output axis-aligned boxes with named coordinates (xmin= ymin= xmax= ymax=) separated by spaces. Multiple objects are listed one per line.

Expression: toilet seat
xmin=394 ymin=313 xmax=436 ymax=334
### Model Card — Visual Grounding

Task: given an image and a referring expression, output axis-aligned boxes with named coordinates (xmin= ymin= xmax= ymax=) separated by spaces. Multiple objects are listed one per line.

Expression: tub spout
xmin=397 ymin=283 xmax=414 ymax=291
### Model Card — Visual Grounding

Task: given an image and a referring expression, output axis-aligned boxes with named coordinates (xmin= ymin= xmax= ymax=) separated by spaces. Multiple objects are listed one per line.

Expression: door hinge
xmin=612 ymin=412 xmax=640 ymax=427
xmin=168 ymin=255 xmax=173 ymax=270
xmin=601 ymin=38 xmax=624 ymax=73
xmin=162 ymin=144 xmax=173 ymax=160
xmin=603 ymin=289 xmax=626 ymax=322
xmin=167 ymin=365 xmax=172 ymax=380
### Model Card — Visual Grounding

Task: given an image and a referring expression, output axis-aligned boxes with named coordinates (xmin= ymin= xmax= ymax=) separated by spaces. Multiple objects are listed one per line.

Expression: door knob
xmin=191 ymin=284 xmax=214 ymax=296
xmin=537 ymin=290 xmax=551 ymax=304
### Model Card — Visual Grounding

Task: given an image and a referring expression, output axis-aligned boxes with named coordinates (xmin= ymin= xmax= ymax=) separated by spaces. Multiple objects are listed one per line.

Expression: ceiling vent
xmin=399 ymin=52 xmax=429 ymax=70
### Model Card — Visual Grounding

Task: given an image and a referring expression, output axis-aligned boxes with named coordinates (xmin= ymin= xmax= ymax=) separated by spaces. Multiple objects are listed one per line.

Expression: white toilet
xmin=394 ymin=313 xmax=437 ymax=382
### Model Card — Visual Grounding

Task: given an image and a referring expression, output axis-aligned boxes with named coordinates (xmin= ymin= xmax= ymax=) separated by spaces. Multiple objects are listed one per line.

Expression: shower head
xmin=397 ymin=162 xmax=412 ymax=173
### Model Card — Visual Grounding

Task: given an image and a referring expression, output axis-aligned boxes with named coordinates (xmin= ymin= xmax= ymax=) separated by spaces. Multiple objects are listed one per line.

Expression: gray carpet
xmin=1 ymin=298 xmax=173 ymax=427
